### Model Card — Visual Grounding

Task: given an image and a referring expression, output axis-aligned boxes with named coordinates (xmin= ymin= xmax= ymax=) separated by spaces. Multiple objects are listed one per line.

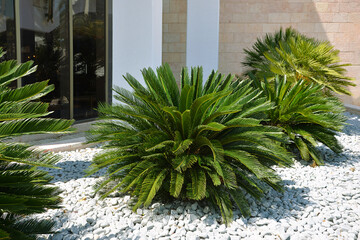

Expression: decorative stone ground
xmin=37 ymin=113 xmax=360 ymax=240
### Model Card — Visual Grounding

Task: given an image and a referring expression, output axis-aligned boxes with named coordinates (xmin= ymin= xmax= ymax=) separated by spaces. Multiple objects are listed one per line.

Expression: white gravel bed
xmin=36 ymin=113 xmax=360 ymax=240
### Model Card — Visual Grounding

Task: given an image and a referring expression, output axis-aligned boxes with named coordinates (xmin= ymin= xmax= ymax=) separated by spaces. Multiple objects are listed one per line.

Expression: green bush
xmin=0 ymin=48 xmax=74 ymax=239
xmin=87 ymin=64 xmax=293 ymax=223
xmin=249 ymin=74 xmax=346 ymax=166
xmin=243 ymin=27 xmax=355 ymax=95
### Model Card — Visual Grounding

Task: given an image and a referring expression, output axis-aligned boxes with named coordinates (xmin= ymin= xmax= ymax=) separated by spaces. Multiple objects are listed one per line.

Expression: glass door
xmin=0 ymin=0 xmax=16 ymax=88
xmin=0 ymin=0 xmax=16 ymax=60
xmin=19 ymin=0 xmax=71 ymax=119
xmin=72 ymin=0 xmax=105 ymax=120
xmin=0 ymin=0 xmax=108 ymax=120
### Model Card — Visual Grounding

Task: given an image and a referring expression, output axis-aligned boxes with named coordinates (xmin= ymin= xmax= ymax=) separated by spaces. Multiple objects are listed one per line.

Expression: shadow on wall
xmin=218 ymin=0 xmax=360 ymax=105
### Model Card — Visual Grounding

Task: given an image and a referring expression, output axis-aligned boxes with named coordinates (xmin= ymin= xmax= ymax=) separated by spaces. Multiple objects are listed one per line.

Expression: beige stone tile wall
xmin=162 ymin=0 xmax=187 ymax=81
xmin=219 ymin=0 xmax=360 ymax=106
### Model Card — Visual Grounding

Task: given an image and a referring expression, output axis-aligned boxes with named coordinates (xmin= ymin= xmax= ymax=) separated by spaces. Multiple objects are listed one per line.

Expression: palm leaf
xmin=243 ymin=27 xmax=355 ymax=95
xmin=0 ymin=47 xmax=74 ymax=238
xmin=169 ymin=170 xmax=184 ymax=197
xmin=86 ymin=64 xmax=294 ymax=224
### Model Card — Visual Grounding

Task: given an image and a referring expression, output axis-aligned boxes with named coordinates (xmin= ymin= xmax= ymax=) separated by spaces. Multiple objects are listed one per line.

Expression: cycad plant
xmin=243 ymin=27 xmax=355 ymax=95
xmin=250 ymin=74 xmax=346 ymax=166
xmin=0 ymin=48 xmax=74 ymax=239
xmin=87 ymin=64 xmax=293 ymax=223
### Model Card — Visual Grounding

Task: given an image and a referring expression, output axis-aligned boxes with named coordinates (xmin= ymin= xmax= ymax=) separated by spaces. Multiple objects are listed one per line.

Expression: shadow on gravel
xmin=40 ymin=181 xmax=314 ymax=239
xmin=343 ymin=113 xmax=360 ymax=136
xmin=40 ymin=160 xmax=106 ymax=183
xmin=42 ymin=213 xmax=94 ymax=240
xmin=315 ymin=144 xmax=360 ymax=167
xmin=324 ymin=150 xmax=360 ymax=167
xmin=244 ymin=180 xmax=313 ymax=223
xmin=290 ymin=141 xmax=358 ymax=168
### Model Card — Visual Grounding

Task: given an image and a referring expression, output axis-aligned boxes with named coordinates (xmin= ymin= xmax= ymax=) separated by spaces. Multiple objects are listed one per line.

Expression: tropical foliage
xmin=249 ymin=74 xmax=346 ymax=166
xmin=243 ymin=27 xmax=355 ymax=95
xmin=0 ymin=48 xmax=74 ymax=239
xmin=87 ymin=64 xmax=293 ymax=223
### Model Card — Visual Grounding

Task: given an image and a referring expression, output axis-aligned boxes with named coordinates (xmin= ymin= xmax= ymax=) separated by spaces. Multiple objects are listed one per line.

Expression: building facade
xmin=163 ymin=0 xmax=360 ymax=108
xmin=1 ymin=0 xmax=359 ymax=121
xmin=0 ymin=0 xmax=109 ymax=120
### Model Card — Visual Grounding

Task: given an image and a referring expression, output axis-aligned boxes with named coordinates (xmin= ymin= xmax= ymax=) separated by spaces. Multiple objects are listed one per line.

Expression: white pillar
xmin=84 ymin=0 xmax=89 ymax=15
xmin=112 ymin=0 xmax=162 ymax=96
xmin=186 ymin=0 xmax=220 ymax=78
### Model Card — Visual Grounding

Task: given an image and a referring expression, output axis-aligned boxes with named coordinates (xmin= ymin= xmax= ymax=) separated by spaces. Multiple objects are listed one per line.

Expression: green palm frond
xmin=0 ymin=118 xmax=74 ymax=138
xmin=0 ymin=80 xmax=54 ymax=103
xmin=0 ymin=60 xmax=37 ymax=87
xmin=249 ymin=74 xmax=346 ymax=165
xmin=169 ymin=170 xmax=184 ymax=197
xmin=87 ymin=63 xmax=293 ymax=224
xmin=0 ymin=47 xmax=74 ymax=239
xmin=243 ymin=27 xmax=355 ymax=95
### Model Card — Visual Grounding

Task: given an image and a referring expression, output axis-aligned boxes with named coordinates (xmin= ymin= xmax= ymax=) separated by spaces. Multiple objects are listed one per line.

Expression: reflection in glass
xmin=73 ymin=0 xmax=105 ymax=120
xmin=0 ymin=0 xmax=15 ymax=60
xmin=20 ymin=0 xmax=70 ymax=118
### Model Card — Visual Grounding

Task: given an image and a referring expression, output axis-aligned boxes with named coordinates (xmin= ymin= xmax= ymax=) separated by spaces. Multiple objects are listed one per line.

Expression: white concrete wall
xmin=112 ymin=0 xmax=162 ymax=96
xmin=152 ymin=0 xmax=163 ymax=68
xmin=186 ymin=0 xmax=219 ymax=78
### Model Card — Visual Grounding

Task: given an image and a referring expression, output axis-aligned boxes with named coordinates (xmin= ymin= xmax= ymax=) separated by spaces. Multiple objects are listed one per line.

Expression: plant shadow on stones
xmin=40 ymin=160 xmax=107 ymax=183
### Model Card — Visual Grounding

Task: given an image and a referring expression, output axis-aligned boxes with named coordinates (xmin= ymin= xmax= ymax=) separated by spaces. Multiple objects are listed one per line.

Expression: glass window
xmin=20 ymin=0 xmax=70 ymax=119
xmin=0 ymin=0 xmax=16 ymax=60
xmin=73 ymin=0 xmax=105 ymax=120
xmin=3 ymin=0 xmax=108 ymax=120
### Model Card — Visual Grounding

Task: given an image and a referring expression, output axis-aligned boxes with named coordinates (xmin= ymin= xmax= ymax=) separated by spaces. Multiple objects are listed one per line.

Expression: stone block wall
xmin=219 ymin=0 xmax=360 ymax=106
xmin=162 ymin=0 xmax=187 ymax=81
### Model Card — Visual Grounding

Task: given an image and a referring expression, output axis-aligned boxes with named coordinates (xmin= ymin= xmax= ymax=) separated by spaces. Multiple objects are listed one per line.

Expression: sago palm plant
xmin=249 ymin=74 xmax=346 ymax=166
xmin=0 ymin=48 xmax=74 ymax=239
xmin=243 ymin=27 xmax=355 ymax=95
xmin=86 ymin=64 xmax=293 ymax=223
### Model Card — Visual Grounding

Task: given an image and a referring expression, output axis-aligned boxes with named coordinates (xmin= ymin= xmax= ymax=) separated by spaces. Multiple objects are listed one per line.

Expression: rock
xmin=197 ymin=232 xmax=209 ymax=238
xmin=52 ymin=234 xmax=64 ymax=240
xmin=230 ymin=236 xmax=241 ymax=240
xmin=191 ymin=202 xmax=198 ymax=211
xmin=109 ymin=198 xmax=118 ymax=206
xmin=30 ymin=127 xmax=360 ymax=240
xmin=99 ymin=221 xmax=110 ymax=228
xmin=238 ymin=231 xmax=248 ymax=238
xmin=176 ymin=206 xmax=184 ymax=214
xmin=70 ymin=225 xmax=79 ymax=234
xmin=188 ymin=224 xmax=196 ymax=232
xmin=86 ymin=217 xmax=95 ymax=224
xmin=93 ymin=228 xmax=106 ymax=235
xmin=217 ymin=224 xmax=227 ymax=234
xmin=189 ymin=213 xmax=199 ymax=223
xmin=82 ymin=233 xmax=94 ymax=240
xmin=63 ymin=235 xmax=78 ymax=240
xmin=203 ymin=206 xmax=210 ymax=214
xmin=158 ymin=229 xmax=170 ymax=237
xmin=204 ymin=216 xmax=215 ymax=226
xmin=169 ymin=226 xmax=177 ymax=235
xmin=255 ymin=219 xmax=269 ymax=226
xmin=131 ymin=215 xmax=142 ymax=224
xmin=123 ymin=195 xmax=131 ymax=202
xmin=186 ymin=232 xmax=200 ymax=240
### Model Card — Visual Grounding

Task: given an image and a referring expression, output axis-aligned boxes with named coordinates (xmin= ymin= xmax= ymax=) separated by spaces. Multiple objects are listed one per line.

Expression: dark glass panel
xmin=20 ymin=0 xmax=70 ymax=119
xmin=73 ymin=0 xmax=105 ymax=120
xmin=0 ymin=0 xmax=16 ymax=88
xmin=0 ymin=0 xmax=15 ymax=60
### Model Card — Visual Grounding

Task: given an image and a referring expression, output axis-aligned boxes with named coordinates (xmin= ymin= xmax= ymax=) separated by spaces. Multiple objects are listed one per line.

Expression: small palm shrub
xmin=243 ymin=27 xmax=355 ymax=95
xmin=0 ymin=48 xmax=74 ymax=239
xmin=249 ymin=74 xmax=346 ymax=166
xmin=87 ymin=64 xmax=293 ymax=223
